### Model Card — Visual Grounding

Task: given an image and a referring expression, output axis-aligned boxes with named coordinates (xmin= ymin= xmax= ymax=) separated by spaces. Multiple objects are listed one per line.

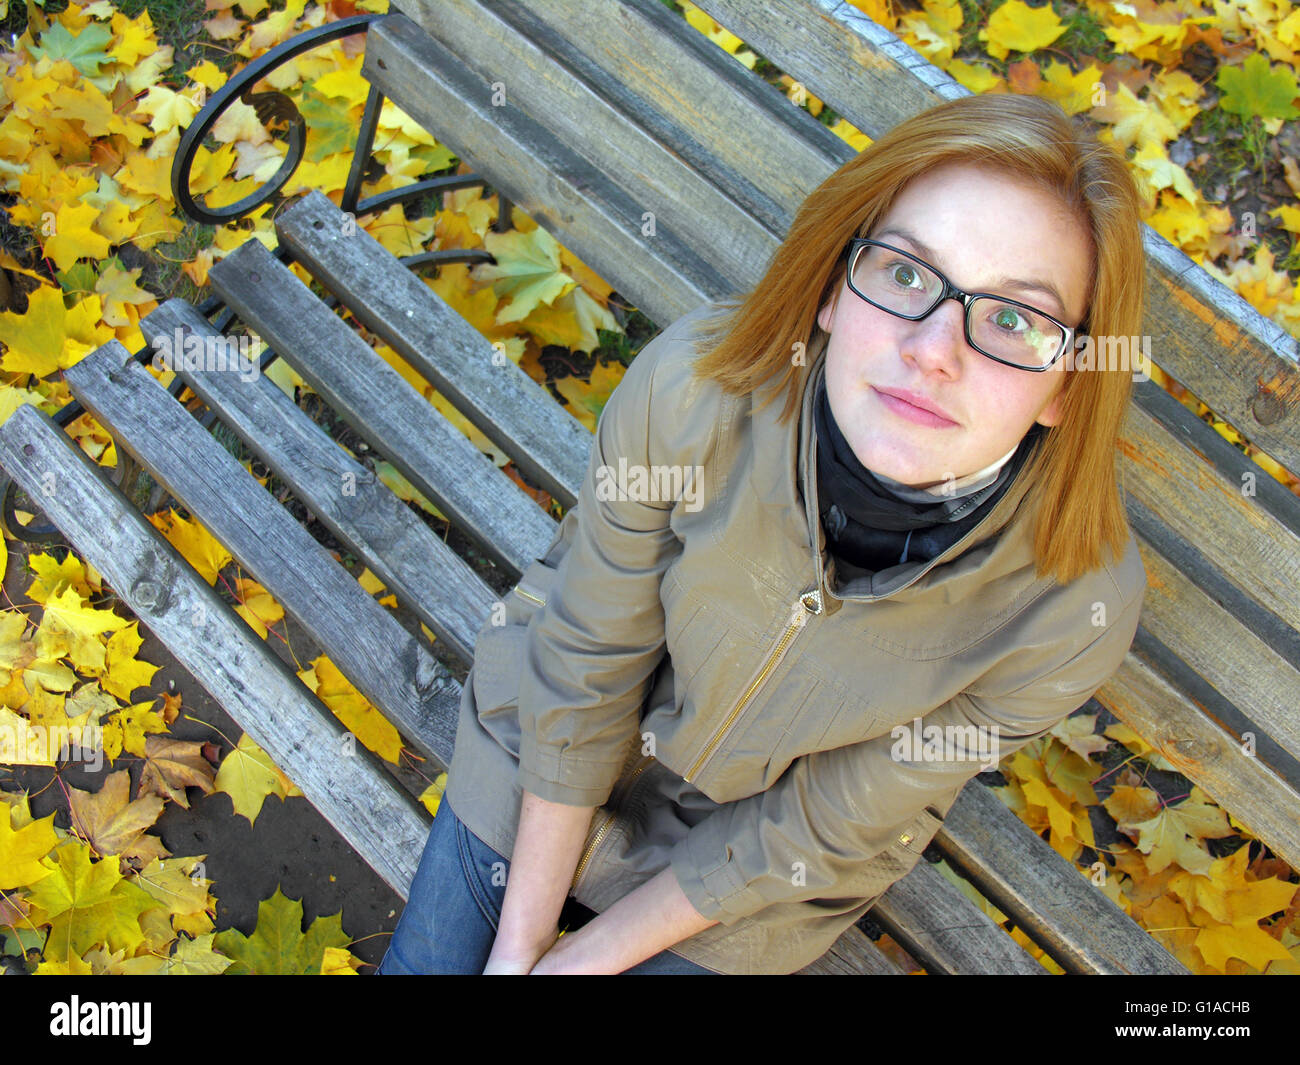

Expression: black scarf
xmin=813 ymin=373 xmax=1045 ymax=573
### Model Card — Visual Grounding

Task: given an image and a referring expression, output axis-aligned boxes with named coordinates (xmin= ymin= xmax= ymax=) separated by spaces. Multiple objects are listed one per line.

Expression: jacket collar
xmin=789 ymin=324 xmax=1047 ymax=614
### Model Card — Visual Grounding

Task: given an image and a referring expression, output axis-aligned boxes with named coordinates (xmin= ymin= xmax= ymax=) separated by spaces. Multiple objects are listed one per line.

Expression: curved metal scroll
xmin=171 ymin=14 xmax=382 ymax=225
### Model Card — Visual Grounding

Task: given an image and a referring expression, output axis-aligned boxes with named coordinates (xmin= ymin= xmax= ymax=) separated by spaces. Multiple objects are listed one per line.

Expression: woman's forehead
xmin=876 ymin=164 xmax=1093 ymax=321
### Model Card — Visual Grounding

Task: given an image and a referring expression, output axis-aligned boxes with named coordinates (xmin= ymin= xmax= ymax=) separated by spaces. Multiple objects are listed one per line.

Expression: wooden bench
xmin=3 ymin=0 xmax=1297 ymax=975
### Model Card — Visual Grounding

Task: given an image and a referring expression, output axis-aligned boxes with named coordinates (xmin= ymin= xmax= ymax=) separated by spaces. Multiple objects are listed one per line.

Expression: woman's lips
xmin=872 ymin=386 xmax=958 ymax=428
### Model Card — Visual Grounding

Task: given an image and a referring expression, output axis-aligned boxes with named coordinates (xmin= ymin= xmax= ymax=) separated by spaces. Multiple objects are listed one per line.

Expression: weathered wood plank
xmin=62 ymin=340 xmax=462 ymax=769
xmin=1098 ymin=641 xmax=1300 ymax=873
xmin=0 ymin=403 xmax=430 ymax=900
xmin=393 ymin=0 xmax=787 ymax=262
xmin=1122 ymin=382 xmax=1300 ymax=635
xmin=1128 ymin=526 xmax=1300 ymax=767
xmin=275 ymin=191 xmax=594 ymax=512
xmin=141 ymin=298 xmax=498 ymax=666
xmin=693 ymin=0 xmax=1300 ymax=470
xmin=406 ymin=0 xmax=848 ymax=239
xmin=696 ymin=0 xmax=967 ymax=139
xmin=363 ymin=12 xmax=724 ymax=327
xmin=796 ymin=927 xmax=906 ymax=975
xmin=207 ymin=236 xmax=559 ymax=579
xmin=869 ymin=860 xmax=1047 ymax=974
xmin=936 ymin=778 xmax=1187 ymax=974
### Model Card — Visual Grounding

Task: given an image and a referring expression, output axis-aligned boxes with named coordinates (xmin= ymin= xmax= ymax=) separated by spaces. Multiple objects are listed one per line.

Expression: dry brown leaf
xmin=138 ymin=735 xmax=217 ymax=808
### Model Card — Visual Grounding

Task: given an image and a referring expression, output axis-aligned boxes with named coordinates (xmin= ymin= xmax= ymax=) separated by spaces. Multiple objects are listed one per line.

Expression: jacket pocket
xmin=659 ymin=567 xmax=728 ymax=694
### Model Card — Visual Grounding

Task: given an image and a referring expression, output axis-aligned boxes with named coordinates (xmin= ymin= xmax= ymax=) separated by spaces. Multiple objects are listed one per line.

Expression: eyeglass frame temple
xmin=842 ymin=237 xmax=1077 ymax=372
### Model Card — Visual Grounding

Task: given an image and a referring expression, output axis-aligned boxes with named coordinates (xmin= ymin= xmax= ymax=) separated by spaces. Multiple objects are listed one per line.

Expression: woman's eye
xmin=991 ymin=306 xmax=1027 ymax=332
xmin=890 ymin=263 xmax=920 ymax=288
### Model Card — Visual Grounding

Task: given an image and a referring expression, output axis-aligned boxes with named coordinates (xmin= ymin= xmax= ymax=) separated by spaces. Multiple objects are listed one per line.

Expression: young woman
xmin=378 ymin=92 xmax=1149 ymax=975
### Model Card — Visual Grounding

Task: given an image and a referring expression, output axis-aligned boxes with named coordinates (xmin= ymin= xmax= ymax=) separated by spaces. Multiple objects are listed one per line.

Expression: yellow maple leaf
xmin=134 ymin=855 xmax=213 ymax=920
xmin=1126 ymin=792 xmax=1234 ymax=875
xmin=1035 ymin=60 xmax=1101 ymax=116
xmin=37 ymin=585 xmax=129 ymax=675
xmin=946 ymin=60 xmax=1004 ymax=94
xmin=1149 ymin=190 xmax=1211 ymax=255
xmin=214 ymin=732 xmax=302 ymax=826
xmin=321 ymin=945 xmax=364 ymax=974
xmin=0 ymin=807 xmax=59 ymax=889
xmin=301 ymin=654 xmax=404 ymax=765
xmin=521 ymin=284 xmax=619 ymax=354
xmin=145 ymin=507 xmax=232 ymax=584
xmin=418 ymin=771 xmax=448 ymax=817
xmin=233 ymin=577 xmax=285 ymax=640
xmin=979 ymin=0 xmax=1065 ymax=60
xmin=100 ymin=622 xmax=161 ymax=700
xmin=1168 ymin=844 xmax=1299 ymax=928
xmin=1194 ymin=915 xmax=1292 ymax=971
xmin=0 ymin=285 xmax=100 ymax=378
xmin=101 ymin=700 xmax=168 ymax=762
xmin=1102 ymin=782 xmax=1162 ymax=827
xmin=899 ymin=0 xmax=964 ymax=67
xmin=1093 ymin=82 xmax=1178 ymax=153
xmin=25 ymin=550 xmax=97 ymax=604
xmin=42 ymin=199 xmax=113 ymax=274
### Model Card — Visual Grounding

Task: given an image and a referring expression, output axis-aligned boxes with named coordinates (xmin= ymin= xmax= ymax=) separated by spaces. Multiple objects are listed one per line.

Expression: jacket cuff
xmin=668 ymin=824 xmax=763 ymax=926
xmin=514 ymin=744 xmax=622 ymax=808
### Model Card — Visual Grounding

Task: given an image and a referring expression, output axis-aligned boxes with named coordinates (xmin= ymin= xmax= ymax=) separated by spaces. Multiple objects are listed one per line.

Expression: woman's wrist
xmin=485 ymin=789 xmax=595 ymax=972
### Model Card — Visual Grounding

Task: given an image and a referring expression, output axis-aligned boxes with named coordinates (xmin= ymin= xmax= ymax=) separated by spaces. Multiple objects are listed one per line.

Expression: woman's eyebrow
xmin=874 ymin=227 xmax=1068 ymax=316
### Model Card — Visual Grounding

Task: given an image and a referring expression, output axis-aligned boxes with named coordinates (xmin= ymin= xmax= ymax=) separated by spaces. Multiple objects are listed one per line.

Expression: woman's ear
xmin=817 ymin=288 xmax=839 ymax=334
xmin=1035 ymin=381 xmax=1066 ymax=427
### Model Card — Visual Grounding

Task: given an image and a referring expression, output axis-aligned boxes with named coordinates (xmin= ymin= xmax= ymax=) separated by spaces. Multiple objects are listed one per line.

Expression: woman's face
xmin=816 ymin=162 xmax=1093 ymax=489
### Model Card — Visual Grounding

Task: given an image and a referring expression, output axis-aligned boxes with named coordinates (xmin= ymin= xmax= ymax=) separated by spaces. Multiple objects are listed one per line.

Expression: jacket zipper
xmin=514 ymin=584 xmax=545 ymax=608
xmin=682 ymin=586 xmax=823 ymax=784
xmin=570 ymin=751 xmax=654 ymax=894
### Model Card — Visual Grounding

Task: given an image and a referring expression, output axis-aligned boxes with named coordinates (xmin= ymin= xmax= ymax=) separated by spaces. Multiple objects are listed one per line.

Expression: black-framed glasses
xmin=843 ymin=238 xmax=1078 ymax=371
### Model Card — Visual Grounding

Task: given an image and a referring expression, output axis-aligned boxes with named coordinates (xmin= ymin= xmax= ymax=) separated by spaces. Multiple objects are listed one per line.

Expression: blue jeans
xmin=377 ymin=796 xmax=715 ymax=974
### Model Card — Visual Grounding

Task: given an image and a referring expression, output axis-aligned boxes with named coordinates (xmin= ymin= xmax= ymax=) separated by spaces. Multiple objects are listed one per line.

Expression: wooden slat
xmin=362 ymin=12 xmax=723 ymax=327
xmin=0 ymin=404 xmax=430 ymax=900
xmin=404 ymin=0 xmax=847 ymax=239
xmin=796 ymin=928 xmax=906 ymax=975
xmin=1098 ymin=645 xmax=1300 ymax=872
xmin=141 ymin=298 xmax=497 ymax=666
xmin=692 ymin=0 xmax=1300 ymax=470
xmin=275 ymin=190 xmax=593 ymax=512
xmin=392 ymin=0 xmax=787 ymax=256
xmin=1122 ymin=383 xmax=1300 ymax=635
xmin=936 ymin=778 xmax=1186 ymax=974
xmin=62 ymin=341 xmax=461 ymax=768
xmin=1130 ymin=529 xmax=1300 ymax=765
xmin=869 ymin=860 xmax=1046 ymax=974
xmin=207 ymin=236 xmax=558 ymax=578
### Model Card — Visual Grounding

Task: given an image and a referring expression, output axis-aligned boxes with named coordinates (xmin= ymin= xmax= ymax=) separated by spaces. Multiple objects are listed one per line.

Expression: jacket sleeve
xmin=514 ymin=307 xmax=712 ymax=807
xmin=667 ymin=587 xmax=1145 ymax=925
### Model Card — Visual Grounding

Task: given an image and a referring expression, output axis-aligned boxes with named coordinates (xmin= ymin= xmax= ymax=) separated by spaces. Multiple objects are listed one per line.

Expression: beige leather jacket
xmin=444 ymin=301 xmax=1147 ymax=974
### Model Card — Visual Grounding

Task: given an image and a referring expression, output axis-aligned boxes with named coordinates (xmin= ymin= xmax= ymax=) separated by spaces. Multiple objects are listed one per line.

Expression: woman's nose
xmin=897 ymin=298 xmax=968 ymax=375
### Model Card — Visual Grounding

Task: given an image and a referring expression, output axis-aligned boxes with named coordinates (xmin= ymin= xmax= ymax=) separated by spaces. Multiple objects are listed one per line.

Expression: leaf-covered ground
xmin=0 ymin=0 xmax=1296 ymax=974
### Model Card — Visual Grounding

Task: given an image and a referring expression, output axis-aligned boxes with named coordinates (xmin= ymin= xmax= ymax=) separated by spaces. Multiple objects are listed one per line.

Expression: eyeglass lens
xmin=850 ymin=244 xmax=1065 ymax=368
